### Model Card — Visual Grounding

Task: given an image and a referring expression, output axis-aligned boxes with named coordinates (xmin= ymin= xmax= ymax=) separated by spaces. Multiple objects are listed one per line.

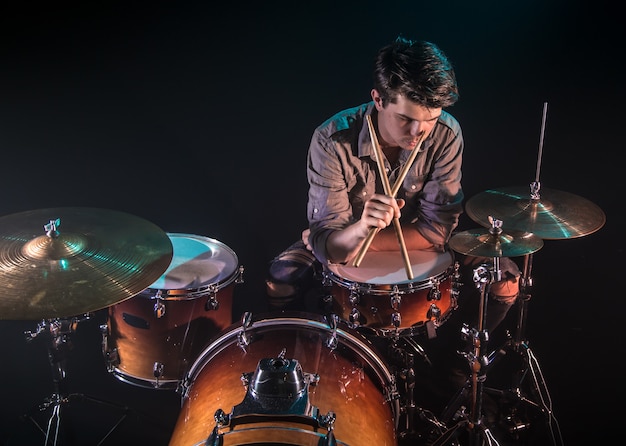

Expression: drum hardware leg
xmin=22 ymin=316 xmax=133 ymax=446
xmin=387 ymin=335 xmax=434 ymax=438
xmin=433 ymin=263 xmax=503 ymax=446
xmin=479 ymin=253 xmax=564 ymax=446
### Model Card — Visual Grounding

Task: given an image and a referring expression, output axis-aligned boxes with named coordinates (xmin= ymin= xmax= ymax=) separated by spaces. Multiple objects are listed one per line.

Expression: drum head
xmin=148 ymin=233 xmax=239 ymax=291
xmin=328 ymin=250 xmax=452 ymax=285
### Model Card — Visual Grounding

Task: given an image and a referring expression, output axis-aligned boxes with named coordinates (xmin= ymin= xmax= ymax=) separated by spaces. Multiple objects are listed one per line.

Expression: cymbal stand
xmin=433 ymin=261 xmax=501 ymax=446
xmin=22 ymin=315 xmax=130 ymax=446
xmin=481 ymin=251 xmax=564 ymax=445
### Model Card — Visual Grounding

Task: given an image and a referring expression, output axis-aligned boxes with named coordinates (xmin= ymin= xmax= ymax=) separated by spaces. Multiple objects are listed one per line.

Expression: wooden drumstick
xmin=370 ymin=132 xmax=414 ymax=279
xmin=352 ymin=115 xmax=424 ymax=278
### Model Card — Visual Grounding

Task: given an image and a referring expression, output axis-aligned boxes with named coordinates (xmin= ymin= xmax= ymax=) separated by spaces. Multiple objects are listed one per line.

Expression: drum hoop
xmin=111 ymin=369 xmax=179 ymax=390
xmin=141 ymin=233 xmax=241 ymax=300
xmin=327 ymin=250 xmax=454 ymax=295
xmin=184 ymin=313 xmax=394 ymax=393
xmin=215 ymin=426 xmax=350 ymax=445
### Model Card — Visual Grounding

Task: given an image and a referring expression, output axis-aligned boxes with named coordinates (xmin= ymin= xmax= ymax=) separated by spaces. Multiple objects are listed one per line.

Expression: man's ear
xmin=371 ymin=88 xmax=384 ymax=110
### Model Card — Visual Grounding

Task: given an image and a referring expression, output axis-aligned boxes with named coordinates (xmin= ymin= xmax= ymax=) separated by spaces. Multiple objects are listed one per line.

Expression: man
xmin=266 ymin=36 xmax=520 ymax=324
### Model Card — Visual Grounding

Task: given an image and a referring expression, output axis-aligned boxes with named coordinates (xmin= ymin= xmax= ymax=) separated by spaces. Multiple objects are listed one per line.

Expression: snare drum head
xmin=148 ymin=233 xmax=238 ymax=291
xmin=328 ymin=250 xmax=452 ymax=285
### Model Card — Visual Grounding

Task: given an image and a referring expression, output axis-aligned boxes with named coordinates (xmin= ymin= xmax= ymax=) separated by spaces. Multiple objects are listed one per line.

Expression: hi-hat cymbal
xmin=449 ymin=227 xmax=544 ymax=258
xmin=465 ymin=186 xmax=606 ymax=239
xmin=0 ymin=207 xmax=173 ymax=320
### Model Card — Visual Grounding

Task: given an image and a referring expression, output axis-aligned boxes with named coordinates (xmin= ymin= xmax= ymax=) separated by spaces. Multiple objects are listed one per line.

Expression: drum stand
xmin=21 ymin=315 xmax=132 ymax=446
xmin=479 ymin=253 xmax=564 ymax=445
xmin=391 ymin=336 xmax=448 ymax=443
xmin=432 ymin=261 xmax=502 ymax=446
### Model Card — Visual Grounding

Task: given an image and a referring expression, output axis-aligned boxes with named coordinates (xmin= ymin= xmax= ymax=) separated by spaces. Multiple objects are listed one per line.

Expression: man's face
xmin=372 ymin=90 xmax=441 ymax=150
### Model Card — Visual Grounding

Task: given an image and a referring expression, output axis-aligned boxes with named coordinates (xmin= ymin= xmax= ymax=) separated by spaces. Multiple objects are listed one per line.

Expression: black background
xmin=1 ymin=1 xmax=623 ymax=445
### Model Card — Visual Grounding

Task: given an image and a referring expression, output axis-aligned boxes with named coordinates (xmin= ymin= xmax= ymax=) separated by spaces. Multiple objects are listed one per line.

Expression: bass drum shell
xmin=169 ymin=312 xmax=398 ymax=446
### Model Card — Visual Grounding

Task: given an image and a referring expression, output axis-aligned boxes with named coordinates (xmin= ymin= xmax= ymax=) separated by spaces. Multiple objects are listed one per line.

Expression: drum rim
xmin=326 ymin=249 xmax=454 ymax=293
xmin=184 ymin=312 xmax=395 ymax=391
xmin=141 ymin=232 xmax=241 ymax=298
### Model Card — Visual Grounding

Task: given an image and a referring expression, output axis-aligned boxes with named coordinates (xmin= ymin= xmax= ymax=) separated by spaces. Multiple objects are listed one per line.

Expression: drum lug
xmin=206 ymin=409 xmax=231 ymax=446
xmin=450 ymin=261 xmax=462 ymax=307
xmin=391 ymin=311 xmax=402 ymax=328
xmin=100 ymin=323 xmax=119 ymax=372
xmin=427 ymin=303 xmax=442 ymax=320
xmin=237 ymin=312 xmax=254 ymax=350
xmin=152 ymin=299 xmax=165 ymax=318
xmin=348 ymin=285 xmax=360 ymax=305
xmin=349 ymin=308 xmax=361 ymax=328
xmin=205 ymin=285 xmax=220 ymax=311
xmin=427 ymin=279 xmax=442 ymax=301
xmin=235 ymin=265 xmax=245 ymax=284
xmin=390 ymin=287 xmax=401 ymax=311
xmin=321 ymin=271 xmax=333 ymax=288
xmin=153 ymin=362 xmax=164 ymax=379
xmin=205 ymin=295 xmax=219 ymax=311
xmin=325 ymin=314 xmax=339 ymax=350
xmin=317 ymin=411 xmax=337 ymax=442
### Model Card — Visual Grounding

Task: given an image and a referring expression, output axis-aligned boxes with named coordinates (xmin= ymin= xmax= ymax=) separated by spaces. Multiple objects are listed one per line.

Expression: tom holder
xmin=21 ymin=315 xmax=132 ymax=446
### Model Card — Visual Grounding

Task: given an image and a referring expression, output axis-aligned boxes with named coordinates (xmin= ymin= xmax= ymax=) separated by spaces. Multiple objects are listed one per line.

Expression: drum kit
xmin=0 ymin=106 xmax=608 ymax=446
xmin=0 ymin=183 xmax=606 ymax=445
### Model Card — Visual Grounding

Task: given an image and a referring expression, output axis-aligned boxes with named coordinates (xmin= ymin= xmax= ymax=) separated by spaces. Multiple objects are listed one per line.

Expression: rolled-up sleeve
xmin=306 ymin=129 xmax=356 ymax=264
xmin=408 ymin=120 xmax=464 ymax=249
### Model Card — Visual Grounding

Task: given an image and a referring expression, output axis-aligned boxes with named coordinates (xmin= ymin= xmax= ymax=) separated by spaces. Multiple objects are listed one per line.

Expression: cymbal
xmin=449 ymin=227 xmax=544 ymax=258
xmin=0 ymin=207 xmax=173 ymax=320
xmin=465 ymin=186 xmax=606 ymax=239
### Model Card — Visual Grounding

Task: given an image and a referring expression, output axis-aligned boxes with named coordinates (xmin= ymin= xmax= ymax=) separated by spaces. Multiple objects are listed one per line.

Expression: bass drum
xmin=169 ymin=312 xmax=399 ymax=446
xmin=102 ymin=233 xmax=242 ymax=390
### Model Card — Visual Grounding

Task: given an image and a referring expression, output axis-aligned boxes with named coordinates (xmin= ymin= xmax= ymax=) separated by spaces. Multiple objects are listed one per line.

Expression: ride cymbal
xmin=465 ymin=186 xmax=606 ymax=239
xmin=0 ymin=207 xmax=173 ymax=320
xmin=449 ymin=227 xmax=544 ymax=258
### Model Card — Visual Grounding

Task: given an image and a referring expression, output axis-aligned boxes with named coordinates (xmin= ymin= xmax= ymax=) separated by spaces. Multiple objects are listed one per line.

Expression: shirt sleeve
xmin=407 ymin=123 xmax=464 ymax=250
xmin=305 ymin=127 xmax=355 ymax=265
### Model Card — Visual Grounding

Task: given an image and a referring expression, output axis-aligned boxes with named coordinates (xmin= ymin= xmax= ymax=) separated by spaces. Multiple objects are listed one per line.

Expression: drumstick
xmin=353 ymin=117 xmax=426 ymax=268
xmin=352 ymin=116 xmax=423 ymax=279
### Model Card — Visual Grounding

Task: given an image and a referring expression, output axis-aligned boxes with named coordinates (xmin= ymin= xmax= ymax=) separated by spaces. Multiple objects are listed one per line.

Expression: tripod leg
xmin=45 ymin=402 xmax=62 ymax=446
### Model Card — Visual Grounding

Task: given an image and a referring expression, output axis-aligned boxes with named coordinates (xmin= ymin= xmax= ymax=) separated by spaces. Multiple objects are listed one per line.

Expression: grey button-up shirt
xmin=307 ymin=101 xmax=464 ymax=265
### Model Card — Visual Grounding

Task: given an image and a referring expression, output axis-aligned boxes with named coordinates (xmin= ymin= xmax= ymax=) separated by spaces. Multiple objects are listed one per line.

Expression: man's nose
xmin=409 ymin=121 xmax=425 ymax=135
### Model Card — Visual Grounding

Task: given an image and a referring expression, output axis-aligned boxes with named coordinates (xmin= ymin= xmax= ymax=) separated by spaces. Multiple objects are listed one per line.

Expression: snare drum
xmin=325 ymin=249 xmax=459 ymax=338
xmin=169 ymin=312 xmax=399 ymax=446
xmin=102 ymin=233 xmax=242 ymax=389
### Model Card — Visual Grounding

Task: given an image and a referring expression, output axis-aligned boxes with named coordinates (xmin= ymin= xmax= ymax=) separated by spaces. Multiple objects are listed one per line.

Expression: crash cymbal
xmin=449 ymin=227 xmax=544 ymax=258
xmin=0 ymin=207 xmax=173 ymax=320
xmin=465 ymin=186 xmax=606 ymax=239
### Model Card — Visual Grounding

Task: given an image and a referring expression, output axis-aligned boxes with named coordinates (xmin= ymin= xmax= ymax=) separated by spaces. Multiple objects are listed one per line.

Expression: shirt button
xmin=313 ymin=208 xmax=319 ymax=213
xmin=411 ymin=184 xmax=417 ymax=190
